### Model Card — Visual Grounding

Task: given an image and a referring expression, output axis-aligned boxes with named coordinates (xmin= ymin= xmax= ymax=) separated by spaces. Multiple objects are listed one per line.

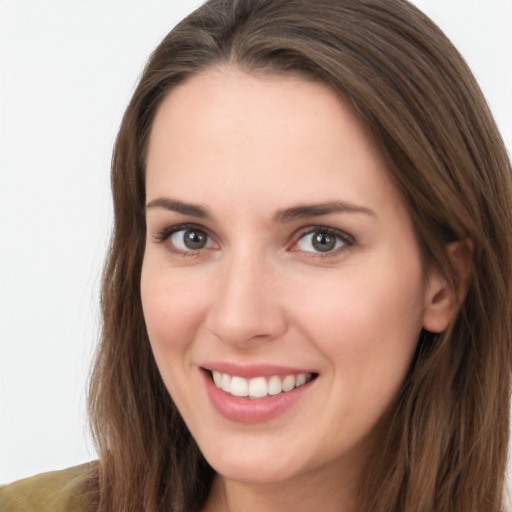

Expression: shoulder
xmin=0 ymin=462 xmax=97 ymax=512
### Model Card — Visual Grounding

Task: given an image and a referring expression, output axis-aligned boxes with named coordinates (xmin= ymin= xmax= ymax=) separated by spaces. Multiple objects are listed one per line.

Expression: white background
xmin=1 ymin=0 xmax=511 ymax=485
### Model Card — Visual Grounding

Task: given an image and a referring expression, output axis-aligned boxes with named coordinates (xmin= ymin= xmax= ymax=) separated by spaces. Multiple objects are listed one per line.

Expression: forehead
xmin=145 ymin=67 xmax=404 ymax=220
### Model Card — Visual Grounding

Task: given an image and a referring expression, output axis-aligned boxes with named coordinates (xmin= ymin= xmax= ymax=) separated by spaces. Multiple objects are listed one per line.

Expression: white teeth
xmin=210 ymin=371 xmax=312 ymax=398
xmin=212 ymin=371 xmax=222 ymax=387
xmin=221 ymin=373 xmax=231 ymax=393
xmin=282 ymin=375 xmax=295 ymax=392
xmin=267 ymin=375 xmax=282 ymax=395
xmin=230 ymin=376 xmax=248 ymax=397
xmin=248 ymin=377 xmax=267 ymax=398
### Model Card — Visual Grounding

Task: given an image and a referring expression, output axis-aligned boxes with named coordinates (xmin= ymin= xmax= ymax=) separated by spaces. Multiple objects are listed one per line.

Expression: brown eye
xmin=295 ymin=227 xmax=352 ymax=254
xmin=170 ymin=228 xmax=211 ymax=251
xmin=311 ymin=231 xmax=337 ymax=252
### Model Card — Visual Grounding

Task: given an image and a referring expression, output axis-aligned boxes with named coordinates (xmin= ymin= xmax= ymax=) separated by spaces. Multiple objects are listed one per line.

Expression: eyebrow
xmin=145 ymin=197 xmax=376 ymax=222
xmin=145 ymin=197 xmax=211 ymax=218
xmin=273 ymin=201 xmax=376 ymax=223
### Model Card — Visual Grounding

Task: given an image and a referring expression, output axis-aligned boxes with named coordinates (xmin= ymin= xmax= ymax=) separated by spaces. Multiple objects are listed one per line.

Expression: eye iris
xmin=312 ymin=231 xmax=336 ymax=252
xmin=183 ymin=229 xmax=207 ymax=249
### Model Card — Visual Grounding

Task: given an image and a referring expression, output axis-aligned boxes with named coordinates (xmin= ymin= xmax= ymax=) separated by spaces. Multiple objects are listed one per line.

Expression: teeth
xmin=211 ymin=371 xmax=312 ymax=399
xmin=296 ymin=373 xmax=306 ymax=387
xmin=221 ymin=373 xmax=231 ymax=393
xmin=282 ymin=375 xmax=295 ymax=392
xmin=248 ymin=377 xmax=267 ymax=398
xmin=212 ymin=371 xmax=222 ymax=387
xmin=230 ymin=376 xmax=248 ymax=397
xmin=267 ymin=375 xmax=282 ymax=396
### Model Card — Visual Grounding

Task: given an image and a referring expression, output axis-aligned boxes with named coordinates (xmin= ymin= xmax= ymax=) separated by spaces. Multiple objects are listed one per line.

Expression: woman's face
xmin=141 ymin=68 xmax=443 ymax=486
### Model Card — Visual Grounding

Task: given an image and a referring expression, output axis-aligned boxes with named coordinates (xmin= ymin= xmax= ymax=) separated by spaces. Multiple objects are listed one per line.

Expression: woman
xmin=2 ymin=0 xmax=511 ymax=511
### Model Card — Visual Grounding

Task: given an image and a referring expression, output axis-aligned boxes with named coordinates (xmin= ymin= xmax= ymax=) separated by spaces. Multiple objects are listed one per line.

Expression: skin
xmin=141 ymin=67 xmax=453 ymax=512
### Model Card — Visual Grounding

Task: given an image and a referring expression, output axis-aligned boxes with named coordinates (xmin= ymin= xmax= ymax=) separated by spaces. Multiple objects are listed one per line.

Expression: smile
xmin=202 ymin=366 xmax=318 ymax=423
xmin=211 ymin=371 xmax=314 ymax=399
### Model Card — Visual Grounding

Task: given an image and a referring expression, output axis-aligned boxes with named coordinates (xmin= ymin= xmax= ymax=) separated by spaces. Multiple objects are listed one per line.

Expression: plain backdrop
xmin=1 ymin=0 xmax=511 ymax=485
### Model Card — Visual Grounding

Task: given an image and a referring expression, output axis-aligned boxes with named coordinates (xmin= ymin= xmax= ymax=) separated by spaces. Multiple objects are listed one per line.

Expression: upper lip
xmin=201 ymin=361 xmax=317 ymax=379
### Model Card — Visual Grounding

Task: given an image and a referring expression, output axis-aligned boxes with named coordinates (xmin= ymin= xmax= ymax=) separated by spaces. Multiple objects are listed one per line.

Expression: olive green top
xmin=0 ymin=463 xmax=96 ymax=512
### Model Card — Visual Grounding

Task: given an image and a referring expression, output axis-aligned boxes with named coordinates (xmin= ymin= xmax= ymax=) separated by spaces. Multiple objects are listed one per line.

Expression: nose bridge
xmin=206 ymin=244 xmax=286 ymax=345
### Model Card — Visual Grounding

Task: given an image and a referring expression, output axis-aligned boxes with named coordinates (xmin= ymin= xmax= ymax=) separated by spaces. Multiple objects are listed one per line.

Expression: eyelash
xmin=152 ymin=223 xmax=355 ymax=258
xmin=152 ymin=223 xmax=213 ymax=257
xmin=290 ymin=226 xmax=355 ymax=258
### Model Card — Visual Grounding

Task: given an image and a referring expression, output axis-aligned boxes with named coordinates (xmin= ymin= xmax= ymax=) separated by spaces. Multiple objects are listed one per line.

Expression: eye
xmin=170 ymin=227 xmax=214 ymax=252
xmin=294 ymin=227 xmax=353 ymax=254
xmin=152 ymin=224 xmax=217 ymax=255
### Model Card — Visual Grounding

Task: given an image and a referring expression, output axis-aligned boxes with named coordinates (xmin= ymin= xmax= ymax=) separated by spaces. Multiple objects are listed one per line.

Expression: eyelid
xmin=151 ymin=222 xmax=354 ymax=258
xmin=289 ymin=225 xmax=355 ymax=255
xmin=151 ymin=222 xmax=217 ymax=253
xmin=152 ymin=222 xmax=203 ymax=238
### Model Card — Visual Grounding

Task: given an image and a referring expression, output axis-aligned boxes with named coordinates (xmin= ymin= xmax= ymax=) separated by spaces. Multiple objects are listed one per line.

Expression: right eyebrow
xmin=273 ymin=201 xmax=376 ymax=223
xmin=145 ymin=197 xmax=212 ymax=219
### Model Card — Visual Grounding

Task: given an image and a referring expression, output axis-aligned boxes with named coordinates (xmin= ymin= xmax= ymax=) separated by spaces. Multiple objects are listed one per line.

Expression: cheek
xmin=140 ymin=262 xmax=207 ymax=357
xmin=140 ymin=262 xmax=214 ymax=412
xmin=293 ymin=258 xmax=426 ymax=398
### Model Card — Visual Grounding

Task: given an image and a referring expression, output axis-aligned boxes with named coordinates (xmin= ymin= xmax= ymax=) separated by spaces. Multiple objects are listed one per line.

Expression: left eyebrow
xmin=145 ymin=197 xmax=212 ymax=219
xmin=273 ymin=201 xmax=376 ymax=223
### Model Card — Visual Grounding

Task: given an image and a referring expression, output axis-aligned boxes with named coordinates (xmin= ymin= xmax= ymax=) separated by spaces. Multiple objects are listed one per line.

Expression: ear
xmin=422 ymin=240 xmax=473 ymax=333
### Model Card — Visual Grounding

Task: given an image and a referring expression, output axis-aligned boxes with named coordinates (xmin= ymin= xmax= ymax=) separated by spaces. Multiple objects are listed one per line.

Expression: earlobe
xmin=422 ymin=240 xmax=473 ymax=333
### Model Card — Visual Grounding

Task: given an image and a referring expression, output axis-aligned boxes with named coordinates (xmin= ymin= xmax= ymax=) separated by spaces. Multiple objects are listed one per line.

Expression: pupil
xmin=312 ymin=231 xmax=335 ymax=252
xmin=184 ymin=229 xmax=207 ymax=249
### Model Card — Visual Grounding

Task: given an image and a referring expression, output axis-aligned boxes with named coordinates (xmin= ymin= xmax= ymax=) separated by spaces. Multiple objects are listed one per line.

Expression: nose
xmin=205 ymin=250 xmax=288 ymax=347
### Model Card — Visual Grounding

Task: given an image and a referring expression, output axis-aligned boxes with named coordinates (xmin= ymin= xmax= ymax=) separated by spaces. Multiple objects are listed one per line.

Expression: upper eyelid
xmin=152 ymin=222 xmax=211 ymax=242
xmin=291 ymin=225 xmax=355 ymax=243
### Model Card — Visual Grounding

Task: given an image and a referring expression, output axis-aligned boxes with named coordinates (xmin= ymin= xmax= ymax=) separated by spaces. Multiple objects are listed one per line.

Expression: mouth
xmin=201 ymin=364 xmax=318 ymax=423
xmin=205 ymin=369 xmax=318 ymax=399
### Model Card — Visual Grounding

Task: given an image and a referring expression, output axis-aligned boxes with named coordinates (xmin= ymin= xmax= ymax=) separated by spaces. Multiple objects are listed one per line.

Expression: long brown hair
xmin=88 ymin=1 xmax=512 ymax=510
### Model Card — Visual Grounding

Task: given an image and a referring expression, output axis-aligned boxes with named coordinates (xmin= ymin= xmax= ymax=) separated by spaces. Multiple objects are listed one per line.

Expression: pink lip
xmin=202 ymin=361 xmax=315 ymax=379
xmin=200 ymin=367 xmax=316 ymax=424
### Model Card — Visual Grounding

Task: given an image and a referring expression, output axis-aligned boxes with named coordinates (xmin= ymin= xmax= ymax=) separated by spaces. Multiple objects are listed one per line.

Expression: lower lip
xmin=202 ymin=371 xmax=315 ymax=424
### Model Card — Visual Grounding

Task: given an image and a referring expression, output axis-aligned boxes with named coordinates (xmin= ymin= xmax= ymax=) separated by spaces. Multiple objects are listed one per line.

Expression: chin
xmin=198 ymin=438 xmax=308 ymax=485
